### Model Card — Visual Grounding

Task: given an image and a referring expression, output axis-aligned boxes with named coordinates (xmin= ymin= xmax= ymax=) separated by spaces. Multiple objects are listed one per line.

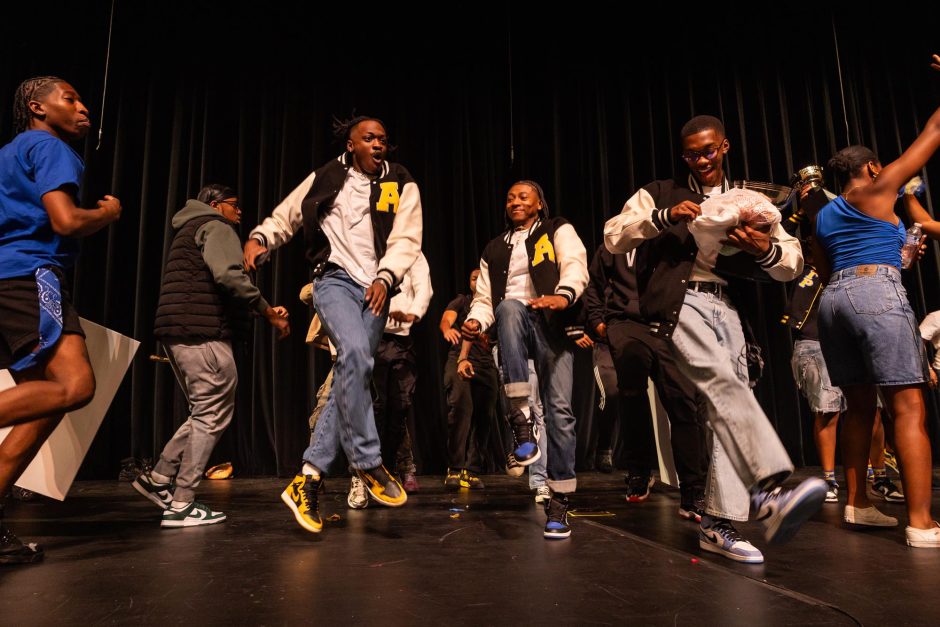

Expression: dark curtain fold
xmin=2 ymin=4 xmax=939 ymax=479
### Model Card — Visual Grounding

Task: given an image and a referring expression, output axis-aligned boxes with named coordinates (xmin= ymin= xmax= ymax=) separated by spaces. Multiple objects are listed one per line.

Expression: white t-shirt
xmin=920 ymin=311 xmax=940 ymax=370
xmin=689 ymin=184 xmax=726 ymax=284
xmin=320 ymin=168 xmax=378 ymax=287
xmin=505 ymin=228 xmax=537 ymax=302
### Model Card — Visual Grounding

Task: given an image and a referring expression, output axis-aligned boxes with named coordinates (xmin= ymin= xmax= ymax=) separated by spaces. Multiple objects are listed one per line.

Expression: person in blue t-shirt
xmin=0 ymin=76 xmax=121 ymax=564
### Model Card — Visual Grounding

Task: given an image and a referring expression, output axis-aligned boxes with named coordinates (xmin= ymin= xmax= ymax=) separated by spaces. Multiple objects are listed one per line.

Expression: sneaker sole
xmin=543 ymin=529 xmax=571 ymax=539
xmin=506 ymin=466 xmax=526 ymax=478
xmin=280 ymin=489 xmax=323 ymax=533
xmin=698 ymin=537 xmax=764 ymax=563
xmin=347 ymin=496 xmax=368 ymax=509
xmin=825 ymin=495 xmax=838 ymax=503
xmin=626 ymin=477 xmax=655 ymax=503
xmin=161 ymin=514 xmax=227 ymax=528
xmin=677 ymin=508 xmax=703 ymax=523
xmin=358 ymin=479 xmax=408 ymax=508
xmin=763 ymin=480 xmax=827 ymax=544
xmin=131 ymin=480 xmax=172 ymax=509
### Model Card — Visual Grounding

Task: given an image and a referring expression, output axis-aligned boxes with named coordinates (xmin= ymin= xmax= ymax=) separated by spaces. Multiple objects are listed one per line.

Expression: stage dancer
xmin=605 ymin=115 xmax=827 ymax=564
xmin=584 ymin=244 xmax=709 ymax=520
xmin=813 ymin=60 xmax=940 ymax=545
xmin=0 ymin=77 xmax=121 ymax=563
xmin=134 ymin=184 xmax=290 ymax=527
xmin=461 ymin=180 xmax=588 ymax=539
xmin=245 ymin=116 xmax=422 ymax=534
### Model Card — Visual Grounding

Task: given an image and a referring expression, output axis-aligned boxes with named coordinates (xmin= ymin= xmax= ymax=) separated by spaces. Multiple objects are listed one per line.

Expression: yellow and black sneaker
xmin=444 ymin=468 xmax=462 ymax=490
xmin=462 ymin=469 xmax=485 ymax=490
xmin=356 ymin=465 xmax=408 ymax=507
xmin=280 ymin=474 xmax=323 ymax=533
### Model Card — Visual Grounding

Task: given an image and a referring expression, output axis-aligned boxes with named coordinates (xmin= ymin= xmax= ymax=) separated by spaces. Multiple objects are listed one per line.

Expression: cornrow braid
xmin=331 ymin=114 xmax=385 ymax=141
xmin=13 ymin=76 xmax=65 ymax=134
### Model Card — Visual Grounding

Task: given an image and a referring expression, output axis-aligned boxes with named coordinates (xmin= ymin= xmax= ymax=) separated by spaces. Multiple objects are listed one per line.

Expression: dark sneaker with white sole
xmin=544 ymin=493 xmax=571 ymax=539
xmin=508 ymin=407 xmax=540 ymax=466
xmin=132 ymin=471 xmax=174 ymax=509
xmin=872 ymin=478 xmax=905 ymax=502
xmin=161 ymin=501 xmax=226 ymax=528
xmin=678 ymin=485 xmax=706 ymax=523
xmin=0 ymin=522 xmax=43 ymax=565
xmin=625 ymin=474 xmax=655 ymax=503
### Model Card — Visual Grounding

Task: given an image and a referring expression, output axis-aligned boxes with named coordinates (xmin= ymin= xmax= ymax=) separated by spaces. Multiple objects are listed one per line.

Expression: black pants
xmin=373 ymin=334 xmax=417 ymax=474
xmin=592 ymin=342 xmax=619 ymax=452
xmin=607 ymin=318 xmax=708 ymax=490
xmin=444 ymin=352 xmax=498 ymax=471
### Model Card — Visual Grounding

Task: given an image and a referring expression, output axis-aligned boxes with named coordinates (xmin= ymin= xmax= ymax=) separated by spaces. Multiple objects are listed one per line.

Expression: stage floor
xmin=2 ymin=469 xmax=938 ymax=626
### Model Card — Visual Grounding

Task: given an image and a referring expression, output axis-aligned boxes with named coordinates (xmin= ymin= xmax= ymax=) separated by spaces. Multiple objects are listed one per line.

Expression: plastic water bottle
xmin=901 ymin=223 xmax=923 ymax=269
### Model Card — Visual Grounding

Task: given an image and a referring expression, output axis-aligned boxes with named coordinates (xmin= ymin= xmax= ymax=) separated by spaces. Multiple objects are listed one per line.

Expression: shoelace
xmin=511 ymin=420 xmax=533 ymax=446
xmin=628 ymin=476 xmax=651 ymax=491
xmin=708 ymin=520 xmax=745 ymax=542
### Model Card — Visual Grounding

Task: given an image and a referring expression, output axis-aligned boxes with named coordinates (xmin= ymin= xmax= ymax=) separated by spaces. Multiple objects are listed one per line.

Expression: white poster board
xmin=0 ymin=319 xmax=139 ymax=500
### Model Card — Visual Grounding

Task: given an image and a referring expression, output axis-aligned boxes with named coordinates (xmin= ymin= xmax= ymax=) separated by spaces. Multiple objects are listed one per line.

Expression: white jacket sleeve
xmin=466 ymin=257 xmax=495 ymax=333
xmin=376 ymin=181 xmax=423 ymax=288
xmin=248 ymin=170 xmax=317 ymax=258
xmin=604 ymin=187 xmax=676 ymax=254
xmin=407 ymin=252 xmax=433 ymax=320
xmin=553 ymin=223 xmax=589 ymax=304
xmin=755 ymin=222 xmax=804 ymax=282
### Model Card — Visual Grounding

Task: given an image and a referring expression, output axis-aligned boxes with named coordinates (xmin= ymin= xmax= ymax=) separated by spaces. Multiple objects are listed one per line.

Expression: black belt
xmin=687 ymin=281 xmax=723 ymax=296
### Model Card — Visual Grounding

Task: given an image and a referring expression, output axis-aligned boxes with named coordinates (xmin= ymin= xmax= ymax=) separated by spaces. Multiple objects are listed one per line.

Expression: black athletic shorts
xmin=0 ymin=267 xmax=84 ymax=370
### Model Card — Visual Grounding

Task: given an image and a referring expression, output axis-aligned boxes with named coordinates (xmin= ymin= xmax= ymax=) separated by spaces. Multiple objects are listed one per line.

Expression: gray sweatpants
xmin=154 ymin=340 xmax=237 ymax=502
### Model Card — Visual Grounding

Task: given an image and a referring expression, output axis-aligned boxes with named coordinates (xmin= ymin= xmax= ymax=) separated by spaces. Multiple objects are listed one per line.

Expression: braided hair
xmin=13 ymin=76 xmax=65 ymax=134
xmin=512 ymin=179 xmax=550 ymax=217
xmin=197 ymin=183 xmax=237 ymax=205
xmin=827 ymin=145 xmax=879 ymax=188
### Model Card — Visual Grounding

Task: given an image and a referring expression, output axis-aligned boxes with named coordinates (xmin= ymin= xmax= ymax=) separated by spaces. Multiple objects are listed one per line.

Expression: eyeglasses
xmin=218 ymin=199 xmax=241 ymax=210
xmin=681 ymin=140 xmax=726 ymax=163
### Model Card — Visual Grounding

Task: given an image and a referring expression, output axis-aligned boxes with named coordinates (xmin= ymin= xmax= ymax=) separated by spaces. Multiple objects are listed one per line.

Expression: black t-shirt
xmin=445 ymin=293 xmax=493 ymax=363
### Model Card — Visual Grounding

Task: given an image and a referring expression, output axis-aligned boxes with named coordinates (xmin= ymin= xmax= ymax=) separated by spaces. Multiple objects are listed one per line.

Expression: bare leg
xmin=840 ymin=384 xmax=877 ymax=509
xmin=813 ymin=411 xmax=839 ymax=471
xmin=882 ymin=385 xmax=933 ymax=529
xmin=870 ymin=408 xmax=885 ymax=471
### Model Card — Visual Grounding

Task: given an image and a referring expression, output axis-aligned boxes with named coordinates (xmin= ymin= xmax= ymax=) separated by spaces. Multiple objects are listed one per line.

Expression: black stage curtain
xmin=2 ymin=4 xmax=939 ymax=478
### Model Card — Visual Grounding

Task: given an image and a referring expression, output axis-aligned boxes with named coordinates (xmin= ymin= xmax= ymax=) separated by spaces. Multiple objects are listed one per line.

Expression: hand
xmin=364 ymin=280 xmax=388 ymax=316
xmin=461 ymin=319 xmax=481 ymax=341
xmin=929 ymin=367 xmax=938 ymax=389
xmin=97 ymin=195 xmax=122 ymax=222
xmin=263 ymin=306 xmax=291 ymax=340
xmin=389 ymin=310 xmax=417 ymax=324
xmin=723 ymin=224 xmax=771 ymax=256
xmin=669 ymin=200 xmax=701 ymax=223
xmin=529 ymin=295 xmax=569 ymax=310
xmin=799 ymin=183 xmax=812 ymax=202
xmin=243 ymin=238 xmax=268 ymax=271
xmin=443 ymin=328 xmax=461 ymax=345
xmin=916 ymin=235 xmax=928 ymax=263
xmin=931 ymin=54 xmax=940 ymax=72
xmin=575 ymin=334 xmax=594 ymax=349
xmin=457 ymin=358 xmax=475 ymax=380
xmin=595 ymin=322 xmax=607 ymax=338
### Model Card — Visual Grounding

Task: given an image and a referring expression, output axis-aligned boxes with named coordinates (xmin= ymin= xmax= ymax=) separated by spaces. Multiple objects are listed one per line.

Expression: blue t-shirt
xmin=815 ymin=195 xmax=905 ymax=272
xmin=0 ymin=129 xmax=84 ymax=279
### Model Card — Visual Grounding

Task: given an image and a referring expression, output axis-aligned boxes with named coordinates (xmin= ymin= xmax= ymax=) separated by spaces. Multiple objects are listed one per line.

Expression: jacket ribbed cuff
xmin=375 ymin=268 xmax=396 ymax=290
xmin=251 ymin=233 xmax=268 ymax=248
xmin=555 ymin=286 xmax=575 ymax=305
xmin=756 ymin=243 xmax=782 ymax=268
xmin=651 ymin=207 xmax=675 ymax=231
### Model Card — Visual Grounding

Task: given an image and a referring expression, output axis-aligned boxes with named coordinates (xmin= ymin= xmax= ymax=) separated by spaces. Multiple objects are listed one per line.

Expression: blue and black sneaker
xmin=509 ymin=407 xmax=540 ymax=467
xmin=543 ymin=493 xmax=571 ymax=539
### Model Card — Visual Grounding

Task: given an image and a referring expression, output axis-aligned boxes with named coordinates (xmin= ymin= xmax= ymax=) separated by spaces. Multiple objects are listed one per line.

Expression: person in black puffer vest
xmin=133 ymin=184 xmax=289 ymax=529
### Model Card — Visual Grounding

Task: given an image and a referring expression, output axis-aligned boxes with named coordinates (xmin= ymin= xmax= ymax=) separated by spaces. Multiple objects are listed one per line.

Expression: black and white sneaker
xmin=544 ymin=493 xmax=571 ymax=539
xmin=0 ymin=522 xmax=43 ymax=565
xmin=751 ymin=478 xmax=826 ymax=544
xmin=625 ymin=474 xmax=654 ymax=503
xmin=508 ymin=408 xmax=540 ymax=466
xmin=678 ymin=485 xmax=706 ymax=523
xmin=132 ymin=471 xmax=174 ymax=509
xmin=872 ymin=478 xmax=905 ymax=503
xmin=161 ymin=501 xmax=227 ymax=528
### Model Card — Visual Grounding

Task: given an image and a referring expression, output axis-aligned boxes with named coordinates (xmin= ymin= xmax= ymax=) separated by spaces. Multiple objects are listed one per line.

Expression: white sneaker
xmin=347 ymin=476 xmax=369 ymax=509
xmin=906 ymin=522 xmax=940 ymax=548
xmin=160 ymin=501 xmax=226 ymax=528
xmin=844 ymin=505 xmax=897 ymax=527
xmin=698 ymin=519 xmax=764 ymax=564
xmin=534 ymin=485 xmax=551 ymax=504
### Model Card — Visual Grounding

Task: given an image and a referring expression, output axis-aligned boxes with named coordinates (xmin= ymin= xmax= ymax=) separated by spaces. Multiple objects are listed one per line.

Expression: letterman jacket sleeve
xmin=466 ymin=256 xmax=495 ymax=333
xmin=553 ymin=223 xmax=589 ymax=305
xmin=604 ymin=182 xmax=678 ymax=254
xmin=407 ymin=252 xmax=433 ymax=320
xmin=754 ymin=222 xmax=804 ymax=282
xmin=248 ymin=170 xmax=317 ymax=261
xmin=375 ymin=179 xmax=423 ymax=290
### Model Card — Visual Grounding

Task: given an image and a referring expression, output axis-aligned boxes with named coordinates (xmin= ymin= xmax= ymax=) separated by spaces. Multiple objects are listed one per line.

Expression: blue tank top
xmin=815 ymin=195 xmax=905 ymax=272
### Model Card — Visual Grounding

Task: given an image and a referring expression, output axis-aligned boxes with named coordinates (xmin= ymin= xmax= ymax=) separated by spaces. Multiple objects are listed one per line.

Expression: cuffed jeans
xmin=495 ymin=300 xmax=576 ymax=493
xmin=670 ymin=289 xmax=793 ymax=521
xmin=302 ymin=268 xmax=387 ymax=472
xmin=155 ymin=340 xmax=237 ymax=503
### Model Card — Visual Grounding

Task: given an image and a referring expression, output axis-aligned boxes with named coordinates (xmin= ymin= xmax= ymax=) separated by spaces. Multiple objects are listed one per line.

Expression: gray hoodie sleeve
xmin=196 ymin=220 xmax=271 ymax=314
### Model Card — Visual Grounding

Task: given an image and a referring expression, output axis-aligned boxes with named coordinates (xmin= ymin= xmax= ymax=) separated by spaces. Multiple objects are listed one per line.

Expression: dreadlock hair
xmin=13 ymin=76 xmax=65 ymax=134
xmin=512 ymin=180 xmax=550 ymax=217
xmin=197 ymin=183 xmax=238 ymax=205
xmin=827 ymin=145 xmax=879 ymax=188
xmin=332 ymin=114 xmax=387 ymax=141
xmin=680 ymin=115 xmax=725 ymax=139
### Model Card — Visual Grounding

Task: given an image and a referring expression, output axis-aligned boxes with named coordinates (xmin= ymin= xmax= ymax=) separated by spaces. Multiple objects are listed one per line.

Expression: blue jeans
xmin=792 ymin=339 xmax=845 ymax=413
xmin=671 ymin=289 xmax=794 ymax=521
xmin=495 ymin=300 xmax=576 ymax=493
xmin=303 ymin=268 xmax=387 ymax=472
xmin=819 ymin=265 xmax=927 ymax=386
